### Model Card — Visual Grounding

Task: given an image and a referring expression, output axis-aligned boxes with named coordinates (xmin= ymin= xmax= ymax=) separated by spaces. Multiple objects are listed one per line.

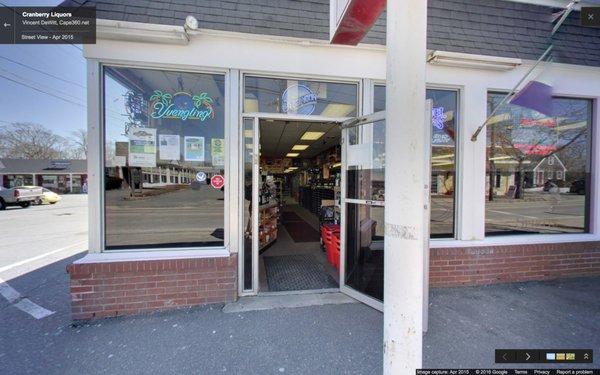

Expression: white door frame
xmin=339 ymin=111 xmax=386 ymax=311
xmin=239 ymin=112 xmax=351 ymax=296
xmin=338 ymin=107 xmax=432 ymax=329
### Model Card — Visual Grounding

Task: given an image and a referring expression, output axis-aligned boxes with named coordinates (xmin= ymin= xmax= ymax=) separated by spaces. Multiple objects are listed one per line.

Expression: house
xmin=0 ymin=159 xmax=87 ymax=193
xmin=533 ymin=154 xmax=567 ymax=185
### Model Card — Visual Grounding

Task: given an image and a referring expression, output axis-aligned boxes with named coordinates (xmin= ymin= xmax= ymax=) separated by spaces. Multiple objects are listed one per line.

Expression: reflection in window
xmin=485 ymin=93 xmax=592 ymax=235
xmin=345 ymin=204 xmax=384 ymax=301
xmin=103 ymin=66 xmax=226 ymax=250
xmin=346 ymin=120 xmax=385 ymax=201
xmin=373 ymin=86 xmax=458 ymax=238
xmin=244 ymin=76 xmax=357 ymax=117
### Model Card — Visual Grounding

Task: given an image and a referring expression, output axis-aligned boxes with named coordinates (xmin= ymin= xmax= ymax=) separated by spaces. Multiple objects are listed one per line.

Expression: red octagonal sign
xmin=211 ymin=174 xmax=225 ymax=189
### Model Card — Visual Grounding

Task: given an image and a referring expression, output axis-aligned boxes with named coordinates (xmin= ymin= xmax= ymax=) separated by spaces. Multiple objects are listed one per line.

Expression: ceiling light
xmin=431 ymin=153 xmax=454 ymax=160
xmin=292 ymin=145 xmax=309 ymax=151
xmin=331 ymin=162 xmax=341 ymax=168
xmin=489 ymin=156 xmax=512 ymax=161
xmin=288 ymin=167 xmax=298 ymax=170
xmin=286 ymin=153 xmax=299 ymax=157
xmin=301 ymin=131 xmax=325 ymax=141
xmin=244 ymin=98 xmax=258 ymax=113
xmin=321 ymin=103 xmax=355 ymax=117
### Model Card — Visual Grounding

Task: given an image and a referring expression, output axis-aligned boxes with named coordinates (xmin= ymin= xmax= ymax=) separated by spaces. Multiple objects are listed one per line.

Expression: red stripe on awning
xmin=330 ymin=0 xmax=386 ymax=45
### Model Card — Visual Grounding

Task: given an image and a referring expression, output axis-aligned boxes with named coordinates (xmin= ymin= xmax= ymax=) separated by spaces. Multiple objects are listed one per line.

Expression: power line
xmin=0 ymin=73 xmax=85 ymax=108
xmin=0 ymin=56 xmax=85 ymax=88
xmin=0 ymin=66 xmax=86 ymax=104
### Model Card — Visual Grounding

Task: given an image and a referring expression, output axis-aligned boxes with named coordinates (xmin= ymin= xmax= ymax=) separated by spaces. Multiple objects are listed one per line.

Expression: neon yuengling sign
xmin=149 ymin=90 xmax=215 ymax=121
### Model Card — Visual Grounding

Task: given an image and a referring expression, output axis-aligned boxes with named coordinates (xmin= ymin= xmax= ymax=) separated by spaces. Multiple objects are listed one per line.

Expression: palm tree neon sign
xmin=149 ymin=90 xmax=215 ymax=121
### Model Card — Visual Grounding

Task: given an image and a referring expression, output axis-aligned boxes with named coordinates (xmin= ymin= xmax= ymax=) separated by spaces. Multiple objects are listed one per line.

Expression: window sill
xmin=74 ymin=248 xmax=231 ymax=264
xmin=430 ymin=233 xmax=600 ymax=248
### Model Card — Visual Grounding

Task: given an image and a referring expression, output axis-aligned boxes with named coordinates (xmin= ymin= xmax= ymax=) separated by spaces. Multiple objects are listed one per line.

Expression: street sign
xmin=195 ymin=171 xmax=206 ymax=182
xmin=211 ymin=174 xmax=224 ymax=189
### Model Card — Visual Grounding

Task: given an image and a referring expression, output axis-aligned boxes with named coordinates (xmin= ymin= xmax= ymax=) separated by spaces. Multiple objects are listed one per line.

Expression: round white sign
xmin=195 ymin=172 xmax=206 ymax=182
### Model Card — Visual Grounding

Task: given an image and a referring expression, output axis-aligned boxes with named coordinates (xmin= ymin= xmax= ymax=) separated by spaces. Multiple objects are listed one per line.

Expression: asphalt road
xmin=0 ymin=194 xmax=88 ymax=281
xmin=0 ymin=193 xmax=598 ymax=373
xmin=429 ymin=193 xmax=586 ymax=235
xmin=0 ymin=254 xmax=598 ymax=374
xmin=105 ymin=185 xmax=224 ymax=248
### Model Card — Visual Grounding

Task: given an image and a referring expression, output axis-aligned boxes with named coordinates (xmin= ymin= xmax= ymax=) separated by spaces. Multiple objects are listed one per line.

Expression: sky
xmin=0 ymin=0 xmax=86 ymax=138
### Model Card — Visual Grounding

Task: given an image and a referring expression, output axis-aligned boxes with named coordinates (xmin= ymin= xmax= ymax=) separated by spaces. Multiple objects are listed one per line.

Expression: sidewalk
xmin=0 ymin=254 xmax=598 ymax=374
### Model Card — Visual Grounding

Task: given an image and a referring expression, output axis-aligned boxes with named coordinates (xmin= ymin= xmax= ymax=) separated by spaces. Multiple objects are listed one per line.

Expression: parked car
xmin=0 ymin=185 xmax=43 ymax=210
xmin=543 ymin=179 xmax=559 ymax=192
xmin=569 ymin=179 xmax=586 ymax=195
xmin=21 ymin=186 xmax=62 ymax=205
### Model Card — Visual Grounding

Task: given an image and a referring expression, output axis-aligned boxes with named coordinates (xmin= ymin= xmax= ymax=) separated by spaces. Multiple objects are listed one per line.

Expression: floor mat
xmin=263 ymin=254 xmax=338 ymax=291
xmin=281 ymin=211 xmax=303 ymax=222
xmin=282 ymin=221 xmax=321 ymax=242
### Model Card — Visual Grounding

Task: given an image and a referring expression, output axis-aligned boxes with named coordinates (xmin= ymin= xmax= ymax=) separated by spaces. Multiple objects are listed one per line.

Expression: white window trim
xmin=431 ymin=233 xmax=600 ymax=248
xmin=483 ymin=92 xmax=597 ymax=238
xmin=74 ymin=249 xmax=230 ymax=264
xmin=94 ymin=60 xmax=231 ymax=254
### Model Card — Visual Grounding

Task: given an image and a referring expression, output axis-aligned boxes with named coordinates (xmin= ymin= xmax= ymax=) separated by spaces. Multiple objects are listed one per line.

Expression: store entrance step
xmin=222 ymin=291 xmax=357 ymax=313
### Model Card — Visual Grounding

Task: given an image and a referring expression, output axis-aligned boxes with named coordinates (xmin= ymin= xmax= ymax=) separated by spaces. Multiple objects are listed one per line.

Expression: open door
xmin=339 ymin=112 xmax=386 ymax=310
xmin=339 ymin=103 xmax=432 ymax=325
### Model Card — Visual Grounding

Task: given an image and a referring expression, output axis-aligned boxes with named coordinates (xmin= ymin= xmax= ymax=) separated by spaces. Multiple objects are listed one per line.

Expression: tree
xmin=69 ymin=129 xmax=87 ymax=159
xmin=486 ymin=98 xmax=588 ymax=201
xmin=0 ymin=122 xmax=70 ymax=159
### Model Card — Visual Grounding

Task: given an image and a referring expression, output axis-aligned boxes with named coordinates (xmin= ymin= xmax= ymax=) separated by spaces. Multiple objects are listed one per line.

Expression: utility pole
xmin=383 ymin=0 xmax=428 ymax=373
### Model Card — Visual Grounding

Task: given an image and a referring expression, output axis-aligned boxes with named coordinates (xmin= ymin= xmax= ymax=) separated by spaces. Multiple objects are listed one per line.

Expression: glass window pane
xmin=427 ymin=89 xmax=457 ymax=238
xmin=346 ymin=121 xmax=385 ymax=201
xmin=485 ymin=93 xmax=592 ymax=235
xmin=374 ymin=85 xmax=386 ymax=112
xmin=244 ymin=76 xmax=358 ymax=117
xmin=373 ymin=86 xmax=458 ymax=238
xmin=103 ymin=66 xmax=226 ymax=250
xmin=344 ymin=203 xmax=384 ymax=301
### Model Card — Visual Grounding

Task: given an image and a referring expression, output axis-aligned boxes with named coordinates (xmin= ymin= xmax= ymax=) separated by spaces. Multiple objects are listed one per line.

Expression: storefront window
xmin=103 ymin=66 xmax=226 ymax=250
xmin=244 ymin=76 xmax=358 ymax=117
xmin=373 ymin=86 xmax=458 ymax=238
xmin=485 ymin=93 xmax=592 ymax=235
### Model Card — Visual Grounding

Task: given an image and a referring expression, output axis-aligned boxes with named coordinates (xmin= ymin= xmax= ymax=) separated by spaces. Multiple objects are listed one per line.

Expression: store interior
xmin=254 ymin=119 xmax=342 ymax=292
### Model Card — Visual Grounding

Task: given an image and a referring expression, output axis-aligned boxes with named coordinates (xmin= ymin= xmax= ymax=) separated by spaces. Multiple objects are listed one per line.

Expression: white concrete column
xmin=456 ymin=84 xmax=487 ymax=240
xmin=87 ymin=59 xmax=102 ymax=253
xmin=227 ymin=69 xmax=241 ymax=255
xmin=383 ymin=1 xmax=427 ymax=374
xmin=69 ymin=173 xmax=73 ymax=193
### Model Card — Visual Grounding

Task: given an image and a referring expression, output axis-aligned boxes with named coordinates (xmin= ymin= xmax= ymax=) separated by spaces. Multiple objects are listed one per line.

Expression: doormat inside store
xmin=281 ymin=211 xmax=303 ymax=222
xmin=263 ymin=254 xmax=338 ymax=291
xmin=281 ymin=212 xmax=320 ymax=242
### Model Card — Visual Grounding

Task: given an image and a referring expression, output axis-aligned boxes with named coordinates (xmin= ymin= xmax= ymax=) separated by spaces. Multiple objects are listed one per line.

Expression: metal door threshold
xmin=222 ymin=290 xmax=356 ymax=313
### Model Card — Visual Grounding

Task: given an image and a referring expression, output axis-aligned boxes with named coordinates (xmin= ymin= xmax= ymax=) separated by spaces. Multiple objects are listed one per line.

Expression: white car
xmin=0 ymin=186 xmax=43 ymax=210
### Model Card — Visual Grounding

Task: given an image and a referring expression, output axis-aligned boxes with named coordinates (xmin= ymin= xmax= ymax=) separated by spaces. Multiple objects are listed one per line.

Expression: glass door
xmin=340 ymin=113 xmax=386 ymax=310
xmin=241 ymin=117 xmax=260 ymax=294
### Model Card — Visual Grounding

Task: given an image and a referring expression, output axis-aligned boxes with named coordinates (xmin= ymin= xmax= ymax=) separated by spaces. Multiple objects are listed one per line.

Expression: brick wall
xmin=430 ymin=242 xmax=600 ymax=287
xmin=67 ymin=255 xmax=237 ymax=320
